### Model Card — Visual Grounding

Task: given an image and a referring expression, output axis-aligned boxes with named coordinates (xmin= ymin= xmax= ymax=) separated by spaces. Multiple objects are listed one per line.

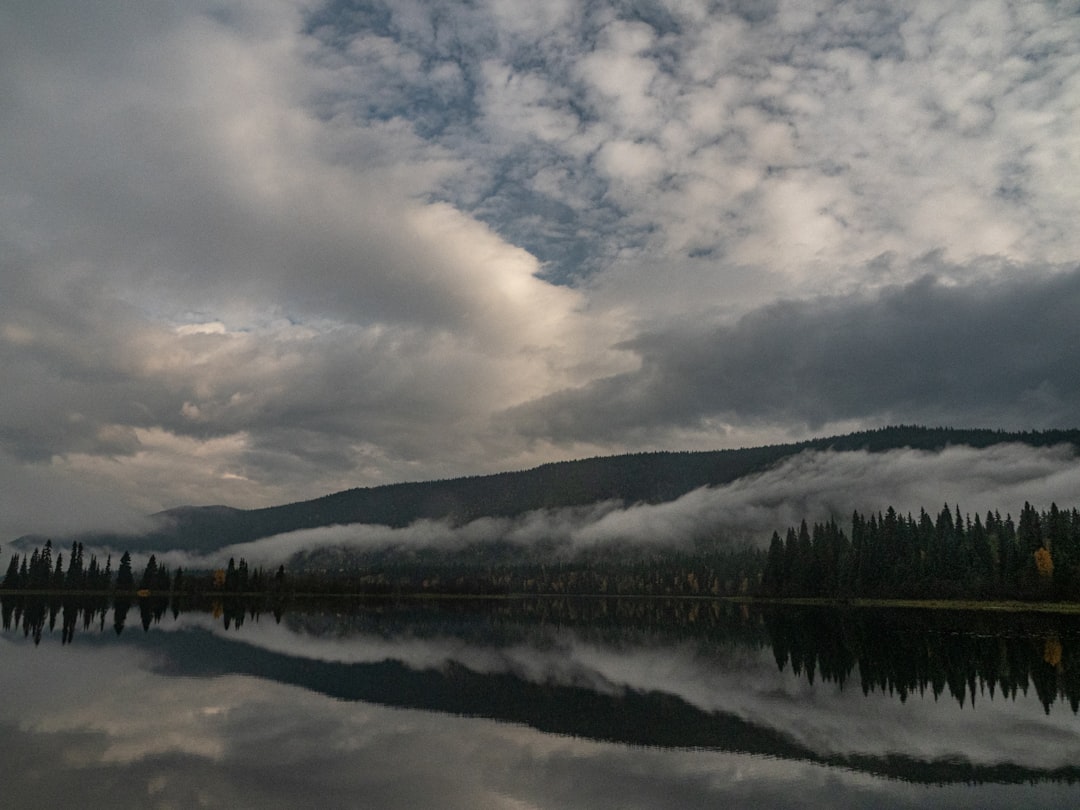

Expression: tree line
xmin=6 ymin=499 xmax=1080 ymax=604
xmin=762 ymin=501 xmax=1080 ymax=601
xmin=0 ymin=541 xmax=286 ymax=596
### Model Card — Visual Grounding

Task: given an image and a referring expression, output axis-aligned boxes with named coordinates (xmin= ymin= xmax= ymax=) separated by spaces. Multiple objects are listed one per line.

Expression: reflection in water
xmin=12 ymin=592 xmax=1076 ymax=715
xmin=764 ymin=606 xmax=1080 ymax=714
xmin=2 ymin=594 xmax=1080 ymax=807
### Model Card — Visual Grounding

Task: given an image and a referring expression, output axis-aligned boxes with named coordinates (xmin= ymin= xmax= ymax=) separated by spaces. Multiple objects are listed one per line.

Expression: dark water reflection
xmin=2 ymin=595 xmax=1080 ymax=808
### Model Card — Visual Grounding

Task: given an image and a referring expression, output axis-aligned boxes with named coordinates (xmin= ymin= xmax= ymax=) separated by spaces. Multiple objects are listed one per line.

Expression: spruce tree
xmin=52 ymin=553 xmax=65 ymax=589
xmin=2 ymin=553 xmax=20 ymax=590
xmin=116 ymin=552 xmax=135 ymax=590
xmin=139 ymin=555 xmax=158 ymax=590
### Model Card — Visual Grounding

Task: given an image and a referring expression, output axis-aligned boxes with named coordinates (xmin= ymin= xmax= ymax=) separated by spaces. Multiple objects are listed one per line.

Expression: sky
xmin=2 ymin=0 xmax=1080 ymax=536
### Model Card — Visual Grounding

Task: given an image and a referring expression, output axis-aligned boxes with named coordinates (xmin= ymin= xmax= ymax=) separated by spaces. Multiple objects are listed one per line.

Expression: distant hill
xmin=37 ymin=426 xmax=1080 ymax=553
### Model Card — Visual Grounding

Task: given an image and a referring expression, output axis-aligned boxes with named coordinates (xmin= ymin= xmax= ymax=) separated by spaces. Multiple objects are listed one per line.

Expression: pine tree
xmin=116 ymin=552 xmax=134 ymax=590
xmin=225 ymin=558 xmax=239 ymax=592
xmin=66 ymin=541 xmax=85 ymax=589
xmin=763 ymin=531 xmax=785 ymax=596
xmin=86 ymin=555 xmax=100 ymax=590
xmin=52 ymin=553 xmax=65 ymax=589
xmin=154 ymin=563 xmax=171 ymax=592
xmin=2 ymin=553 xmax=20 ymax=590
xmin=139 ymin=555 xmax=158 ymax=590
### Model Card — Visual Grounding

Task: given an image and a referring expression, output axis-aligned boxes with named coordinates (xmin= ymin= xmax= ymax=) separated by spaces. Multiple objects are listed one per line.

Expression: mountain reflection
xmin=3 ymin=593 xmax=1080 ymax=786
xmin=4 ymin=593 xmax=1080 ymax=715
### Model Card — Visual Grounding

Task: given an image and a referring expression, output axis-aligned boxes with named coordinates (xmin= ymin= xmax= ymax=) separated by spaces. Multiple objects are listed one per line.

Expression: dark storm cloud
xmin=507 ymin=263 xmax=1080 ymax=442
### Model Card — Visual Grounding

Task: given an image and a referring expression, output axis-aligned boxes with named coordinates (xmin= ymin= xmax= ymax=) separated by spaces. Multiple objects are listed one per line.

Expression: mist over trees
xmin=4 ymin=427 xmax=1080 ymax=603
xmin=5 ymin=501 xmax=1080 ymax=604
xmin=762 ymin=502 xmax=1080 ymax=602
xmin=40 ymin=425 xmax=1080 ymax=554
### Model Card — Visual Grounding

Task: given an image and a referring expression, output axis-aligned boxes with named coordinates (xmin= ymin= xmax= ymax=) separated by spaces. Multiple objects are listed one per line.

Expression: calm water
xmin=2 ymin=596 xmax=1079 ymax=809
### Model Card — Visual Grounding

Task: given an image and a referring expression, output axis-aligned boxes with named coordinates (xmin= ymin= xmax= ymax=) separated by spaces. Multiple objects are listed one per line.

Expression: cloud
xmin=2 ymin=0 xmax=1080 ymax=530
xmin=0 ymin=446 xmax=155 ymax=539
xmin=0 ymin=0 xmax=637 ymax=529
xmin=507 ymin=265 xmax=1080 ymax=443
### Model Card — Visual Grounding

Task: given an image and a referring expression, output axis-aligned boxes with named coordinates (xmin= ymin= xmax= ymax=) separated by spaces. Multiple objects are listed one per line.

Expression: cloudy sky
xmin=2 ymin=0 xmax=1079 ymax=534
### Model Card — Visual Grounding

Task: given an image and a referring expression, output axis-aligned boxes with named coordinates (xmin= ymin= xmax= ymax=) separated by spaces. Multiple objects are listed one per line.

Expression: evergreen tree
xmin=1017 ymin=502 xmax=1044 ymax=594
xmin=65 ymin=541 xmax=85 ymax=589
xmin=2 ymin=553 xmax=20 ymax=590
xmin=969 ymin=512 xmax=994 ymax=593
xmin=27 ymin=549 xmax=43 ymax=589
xmin=795 ymin=520 xmax=813 ymax=595
xmin=850 ymin=510 xmax=866 ymax=595
xmin=763 ymin=531 xmax=785 ymax=596
xmin=139 ymin=555 xmax=159 ymax=590
xmin=782 ymin=528 xmax=799 ymax=596
xmin=116 ymin=552 xmax=135 ymax=590
xmin=1047 ymin=503 xmax=1077 ymax=597
xmin=154 ymin=563 xmax=171 ymax=592
xmin=40 ymin=541 xmax=52 ymax=584
xmin=225 ymin=557 xmax=238 ymax=592
xmin=52 ymin=553 xmax=65 ymax=589
xmin=86 ymin=555 xmax=100 ymax=590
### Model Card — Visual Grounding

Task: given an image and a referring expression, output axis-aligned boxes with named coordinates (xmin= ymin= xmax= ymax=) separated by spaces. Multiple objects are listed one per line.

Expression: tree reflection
xmin=764 ymin=606 xmax=1080 ymax=714
xmin=2 ymin=592 xmax=1079 ymax=715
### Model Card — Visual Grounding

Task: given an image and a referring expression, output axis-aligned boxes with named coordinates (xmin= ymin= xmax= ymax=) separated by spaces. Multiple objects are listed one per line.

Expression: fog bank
xmin=151 ymin=443 xmax=1080 ymax=570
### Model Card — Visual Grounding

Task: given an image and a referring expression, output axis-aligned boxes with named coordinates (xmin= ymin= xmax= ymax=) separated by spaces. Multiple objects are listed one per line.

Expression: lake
xmin=2 ymin=595 xmax=1079 ymax=808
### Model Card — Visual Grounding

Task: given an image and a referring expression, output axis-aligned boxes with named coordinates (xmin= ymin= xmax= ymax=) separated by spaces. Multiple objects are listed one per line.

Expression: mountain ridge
xmin=30 ymin=425 xmax=1080 ymax=553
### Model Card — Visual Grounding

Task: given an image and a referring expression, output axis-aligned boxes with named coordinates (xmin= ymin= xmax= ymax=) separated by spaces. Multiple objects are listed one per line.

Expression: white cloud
xmin=485 ymin=0 xmax=578 ymax=38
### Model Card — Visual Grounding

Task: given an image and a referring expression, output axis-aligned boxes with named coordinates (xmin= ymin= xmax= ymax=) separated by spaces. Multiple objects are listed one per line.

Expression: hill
xmin=38 ymin=426 xmax=1080 ymax=554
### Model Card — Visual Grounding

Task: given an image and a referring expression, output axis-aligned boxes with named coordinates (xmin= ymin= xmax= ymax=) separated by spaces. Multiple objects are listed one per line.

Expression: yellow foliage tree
xmin=1034 ymin=547 xmax=1054 ymax=579
xmin=1044 ymin=635 xmax=1063 ymax=668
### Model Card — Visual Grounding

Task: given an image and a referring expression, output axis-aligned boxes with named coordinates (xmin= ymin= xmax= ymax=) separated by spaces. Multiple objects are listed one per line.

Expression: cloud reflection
xmin=159 ymin=609 xmax=1080 ymax=773
xmin=2 ymin=618 xmax=1079 ymax=808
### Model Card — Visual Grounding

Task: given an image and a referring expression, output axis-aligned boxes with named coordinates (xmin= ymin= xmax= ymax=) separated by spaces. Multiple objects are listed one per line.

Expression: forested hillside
xmin=7 ymin=499 xmax=1080 ymax=605
xmin=28 ymin=425 xmax=1080 ymax=553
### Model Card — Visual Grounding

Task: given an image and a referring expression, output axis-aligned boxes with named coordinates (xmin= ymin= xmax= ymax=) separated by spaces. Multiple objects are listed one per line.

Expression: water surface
xmin=2 ymin=596 xmax=1079 ymax=808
